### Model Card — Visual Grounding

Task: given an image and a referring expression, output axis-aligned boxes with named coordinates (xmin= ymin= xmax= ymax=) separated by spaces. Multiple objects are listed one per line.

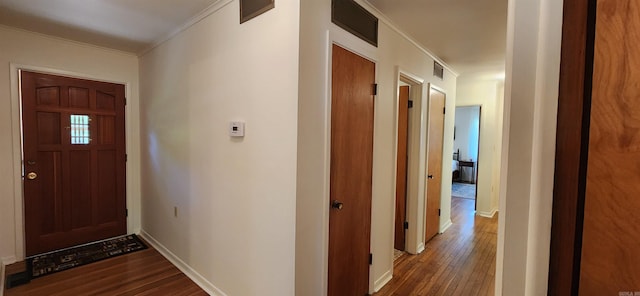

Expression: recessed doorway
xmin=452 ymin=106 xmax=480 ymax=206
xmin=393 ymin=71 xmax=426 ymax=258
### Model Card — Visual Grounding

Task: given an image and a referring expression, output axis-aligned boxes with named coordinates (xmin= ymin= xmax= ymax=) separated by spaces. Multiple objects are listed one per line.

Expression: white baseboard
xmin=373 ymin=269 xmax=393 ymax=292
xmin=477 ymin=209 xmax=498 ymax=218
xmin=416 ymin=242 xmax=425 ymax=254
xmin=139 ymin=230 xmax=227 ymax=296
xmin=1 ymin=256 xmax=16 ymax=266
xmin=439 ymin=219 xmax=453 ymax=233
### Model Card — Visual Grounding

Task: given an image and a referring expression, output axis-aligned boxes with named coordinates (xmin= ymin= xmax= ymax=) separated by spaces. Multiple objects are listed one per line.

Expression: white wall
xmin=297 ymin=0 xmax=457 ymax=294
xmin=456 ymin=76 xmax=504 ymax=216
xmin=497 ymin=0 xmax=563 ymax=294
xmin=0 ymin=25 xmax=140 ymax=265
xmin=138 ymin=1 xmax=299 ymax=295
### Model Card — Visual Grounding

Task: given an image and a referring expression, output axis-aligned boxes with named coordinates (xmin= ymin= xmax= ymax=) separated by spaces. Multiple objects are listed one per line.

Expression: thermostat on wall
xmin=229 ymin=121 xmax=245 ymax=137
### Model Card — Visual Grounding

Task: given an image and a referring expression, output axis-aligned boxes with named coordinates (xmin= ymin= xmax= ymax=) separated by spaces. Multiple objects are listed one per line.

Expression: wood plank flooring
xmin=4 ymin=241 xmax=208 ymax=296
xmin=3 ymin=197 xmax=496 ymax=296
xmin=376 ymin=197 xmax=498 ymax=295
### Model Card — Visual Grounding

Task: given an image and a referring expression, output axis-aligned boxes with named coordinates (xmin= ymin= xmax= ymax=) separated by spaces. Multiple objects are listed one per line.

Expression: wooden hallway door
xmin=328 ymin=45 xmax=375 ymax=296
xmin=21 ymin=71 xmax=127 ymax=256
xmin=579 ymin=0 xmax=640 ymax=293
xmin=550 ymin=0 xmax=640 ymax=294
xmin=425 ymin=87 xmax=445 ymax=243
xmin=395 ymin=85 xmax=410 ymax=251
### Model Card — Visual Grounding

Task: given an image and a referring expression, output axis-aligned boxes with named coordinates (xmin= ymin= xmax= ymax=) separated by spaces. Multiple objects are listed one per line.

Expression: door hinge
xmin=404 ymin=221 xmax=409 ymax=229
xmin=369 ymin=253 xmax=373 ymax=265
xmin=408 ymin=100 xmax=414 ymax=109
xmin=126 ymin=209 xmax=128 ymax=217
xmin=373 ymin=84 xmax=378 ymax=96
xmin=125 ymin=154 xmax=128 ymax=162
xmin=124 ymin=97 xmax=127 ymax=105
xmin=443 ymin=107 xmax=446 ymax=114
xmin=438 ymin=209 xmax=441 ymax=216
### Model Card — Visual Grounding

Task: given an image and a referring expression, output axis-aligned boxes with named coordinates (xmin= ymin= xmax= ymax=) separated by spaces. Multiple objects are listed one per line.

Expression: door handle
xmin=26 ymin=172 xmax=37 ymax=180
xmin=331 ymin=200 xmax=344 ymax=210
xmin=428 ymin=175 xmax=434 ymax=179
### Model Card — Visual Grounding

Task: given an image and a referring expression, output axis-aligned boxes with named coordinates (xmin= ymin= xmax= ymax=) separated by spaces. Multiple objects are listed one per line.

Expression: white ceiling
xmin=367 ymin=0 xmax=508 ymax=75
xmin=0 ymin=0 xmax=507 ymax=74
xmin=0 ymin=0 xmax=219 ymax=53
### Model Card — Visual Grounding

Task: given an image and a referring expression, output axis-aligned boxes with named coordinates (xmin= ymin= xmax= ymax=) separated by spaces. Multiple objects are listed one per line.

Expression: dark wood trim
xmin=548 ymin=0 xmax=597 ymax=294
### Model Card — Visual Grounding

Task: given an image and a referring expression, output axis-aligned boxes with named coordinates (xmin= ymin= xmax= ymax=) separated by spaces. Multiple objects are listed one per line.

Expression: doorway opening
xmin=452 ymin=106 xmax=481 ymax=208
xmin=393 ymin=71 xmax=425 ymax=259
xmin=394 ymin=82 xmax=410 ymax=256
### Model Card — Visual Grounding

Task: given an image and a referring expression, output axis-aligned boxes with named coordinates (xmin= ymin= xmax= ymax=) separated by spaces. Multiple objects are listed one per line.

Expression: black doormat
xmin=27 ymin=234 xmax=148 ymax=279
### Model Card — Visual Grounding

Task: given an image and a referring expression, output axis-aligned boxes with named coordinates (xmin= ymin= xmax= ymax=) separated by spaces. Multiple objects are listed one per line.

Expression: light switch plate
xmin=229 ymin=121 xmax=245 ymax=137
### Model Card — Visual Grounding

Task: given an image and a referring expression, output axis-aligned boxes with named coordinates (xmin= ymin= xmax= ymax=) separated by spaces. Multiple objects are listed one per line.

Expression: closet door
xmin=579 ymin=0 xmax=640 ymax=294
xmin=550 ymin=0 xmax=640 ymax=295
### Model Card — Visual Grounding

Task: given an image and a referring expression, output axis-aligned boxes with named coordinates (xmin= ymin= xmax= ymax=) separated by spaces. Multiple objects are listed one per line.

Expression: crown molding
xmin=138 ymin=0 xmax=234 ymax=56
xmin=358 ymin=0 xmax=460 ymax=77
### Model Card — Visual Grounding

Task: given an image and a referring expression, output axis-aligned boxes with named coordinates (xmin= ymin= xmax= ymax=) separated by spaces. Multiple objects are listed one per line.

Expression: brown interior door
xmin=394 ymin=85 xmax=410 ymax=251
xmin=579 ymin=0 xmax=640 ymax=293
xmin=21 ymin=71 xmax=127 ymax=256
xmin=425 ymin=88 xmax=445 ymax=243
xmin=475 ymin=107 xmax=481 ymax=211
xmin=328 ymin=44 xmax=375 ymax=296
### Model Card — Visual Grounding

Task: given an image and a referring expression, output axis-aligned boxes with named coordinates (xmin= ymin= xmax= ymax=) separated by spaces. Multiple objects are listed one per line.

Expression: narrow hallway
xmin=376 ymin=197 xmax=498 ymax=295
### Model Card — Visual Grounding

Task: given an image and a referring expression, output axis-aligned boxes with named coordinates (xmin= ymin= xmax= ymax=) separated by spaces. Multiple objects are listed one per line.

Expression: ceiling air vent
xmin=433 ymin=61 xmax=444 ymax=79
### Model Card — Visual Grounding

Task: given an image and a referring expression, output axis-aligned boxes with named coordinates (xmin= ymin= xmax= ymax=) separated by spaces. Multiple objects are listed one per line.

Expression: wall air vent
xmin=240 ymin=0 xmax=274 ymax=23
xmin=331 ymin=0 xmax=379 ymax=47
xmin=434 ymin=61 xmax=444 ymax=79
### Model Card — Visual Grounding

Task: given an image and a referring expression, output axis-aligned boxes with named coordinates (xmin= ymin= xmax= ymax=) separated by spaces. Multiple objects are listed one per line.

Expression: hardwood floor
xmin=4 ymin=241 xmax=208 ymax=296
xmin=3 ymin=198 xmax=496 ymax=296
xmin=376 ymin=197 xmax=498 ymax=295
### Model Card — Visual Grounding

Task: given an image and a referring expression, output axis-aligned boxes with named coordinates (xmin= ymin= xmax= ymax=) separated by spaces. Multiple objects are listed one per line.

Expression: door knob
xmin=27 ymin=172 xmax=37 ymax=180
xmin=332 ymin=200 xmax=344 ymax=210
xmin=428 ymin=175 xmax=434 ymax=179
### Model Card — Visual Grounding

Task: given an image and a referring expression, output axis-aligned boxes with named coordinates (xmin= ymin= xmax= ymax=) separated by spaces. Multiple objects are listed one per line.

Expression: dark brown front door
xmin=425 ymin=87 xmax=445 ymax=243
xmin=21 ymin=71 xmax=127 ymax=256
xmin=394 ymin=85 xmax=410 ymax=251
xmin=328 ymin=44 xmax=375 ymax=296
